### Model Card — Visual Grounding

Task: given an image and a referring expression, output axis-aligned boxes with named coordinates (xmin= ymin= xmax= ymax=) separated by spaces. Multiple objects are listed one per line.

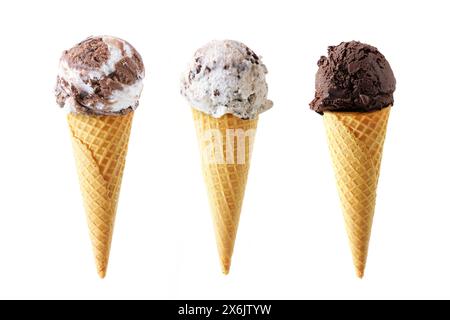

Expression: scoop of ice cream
xmin=55 ymin=36 xmax=145 ymax=115
xmin=310 ymin=41 xmax=396 ymax=114
xmin=181 ymin=40 xmax=272 ymax=119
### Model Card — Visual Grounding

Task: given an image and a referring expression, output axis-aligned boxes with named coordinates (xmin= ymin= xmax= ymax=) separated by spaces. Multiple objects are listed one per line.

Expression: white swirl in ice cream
xmin=55 ymin=36 xmax=145 ymax=115
xmin=181 ymin=40 xmax=272 ymax=119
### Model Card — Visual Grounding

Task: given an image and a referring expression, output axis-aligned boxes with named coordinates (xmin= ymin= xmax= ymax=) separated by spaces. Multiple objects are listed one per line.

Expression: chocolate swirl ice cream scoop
xmin=310 ymin=41 xmax=396 ymax=114
xmin=55 ymin=36 xmax=145 ymax=116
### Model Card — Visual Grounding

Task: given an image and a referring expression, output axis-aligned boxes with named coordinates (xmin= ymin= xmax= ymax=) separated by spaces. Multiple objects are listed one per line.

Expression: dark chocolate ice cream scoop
xmin=310 ymin=41 xmax=396 ymax=114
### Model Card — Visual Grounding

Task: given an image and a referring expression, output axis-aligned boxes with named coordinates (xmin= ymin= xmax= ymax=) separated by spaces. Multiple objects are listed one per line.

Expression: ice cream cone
xmin=67 ymin=112 xmax=134 ymax=278
xmin=323 ymin=107 xmax=390 ymax=278
xmin=192 ymin=108 xmax=258 ymax=274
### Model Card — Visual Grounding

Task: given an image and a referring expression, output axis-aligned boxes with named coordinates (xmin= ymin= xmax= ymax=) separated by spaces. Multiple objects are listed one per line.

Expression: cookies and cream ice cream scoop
xmin=181 ymin=40 xmax=272 ymax=119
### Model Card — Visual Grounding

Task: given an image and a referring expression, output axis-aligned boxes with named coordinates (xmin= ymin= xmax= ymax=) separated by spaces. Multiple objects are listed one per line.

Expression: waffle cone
xmin=323 ymin=107 xmax=390 ymax=278
xmin=192 ymin=109 xmax=258 ymax=274
xmin=67 ymin=112 xmax=133 ymax=278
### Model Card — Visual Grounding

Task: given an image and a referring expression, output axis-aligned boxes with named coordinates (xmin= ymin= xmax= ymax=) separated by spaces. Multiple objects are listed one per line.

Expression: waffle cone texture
xmin=323 ymin=107 xmax=390 ymax=278
xmin=192 ymin=109 xmax=258 ymax=274
xmin=67 ymin=112 xmax=133 ymax=278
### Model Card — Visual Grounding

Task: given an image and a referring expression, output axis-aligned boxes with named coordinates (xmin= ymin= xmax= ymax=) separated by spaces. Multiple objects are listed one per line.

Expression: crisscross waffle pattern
xmin=192 ymin=109 xmax=258 ymax=274
xmin=323 ymin=107 xmax=390 ymax=278
xmin=67 ymin=112 xmax=133 ymax=278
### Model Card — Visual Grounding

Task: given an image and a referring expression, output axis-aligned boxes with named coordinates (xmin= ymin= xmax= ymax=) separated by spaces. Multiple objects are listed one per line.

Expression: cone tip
xmin=97 ymin=267 xmax=107 ymax=279
xmin=221 ymin=262 xmax=231 ymax=275
xmin=98 ymin=270 xmax=106 ymax=279
xmin=356 ymin=268 xmax=365 ymax=279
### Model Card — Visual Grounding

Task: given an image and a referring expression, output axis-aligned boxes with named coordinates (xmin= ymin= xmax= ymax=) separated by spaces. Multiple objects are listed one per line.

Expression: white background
xmin=0 ymin=0 xmax=448 ymax=300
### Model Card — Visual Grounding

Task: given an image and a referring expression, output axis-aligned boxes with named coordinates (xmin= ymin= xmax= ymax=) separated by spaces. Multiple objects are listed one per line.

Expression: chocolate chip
xmin=196 ymin=64 xmax=202 ymax=74
xmin=359 ymin=94 xmax=371 ymax=105
xmin=224 ymin=65 xmax=229 ymax=70
xmin=213 ymin=89 xmax=220 ymax=96
xmin=205 ymin=66 xmax=211 ymax=73
xmin=79 ymin=91 xmax=88 ymax=99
